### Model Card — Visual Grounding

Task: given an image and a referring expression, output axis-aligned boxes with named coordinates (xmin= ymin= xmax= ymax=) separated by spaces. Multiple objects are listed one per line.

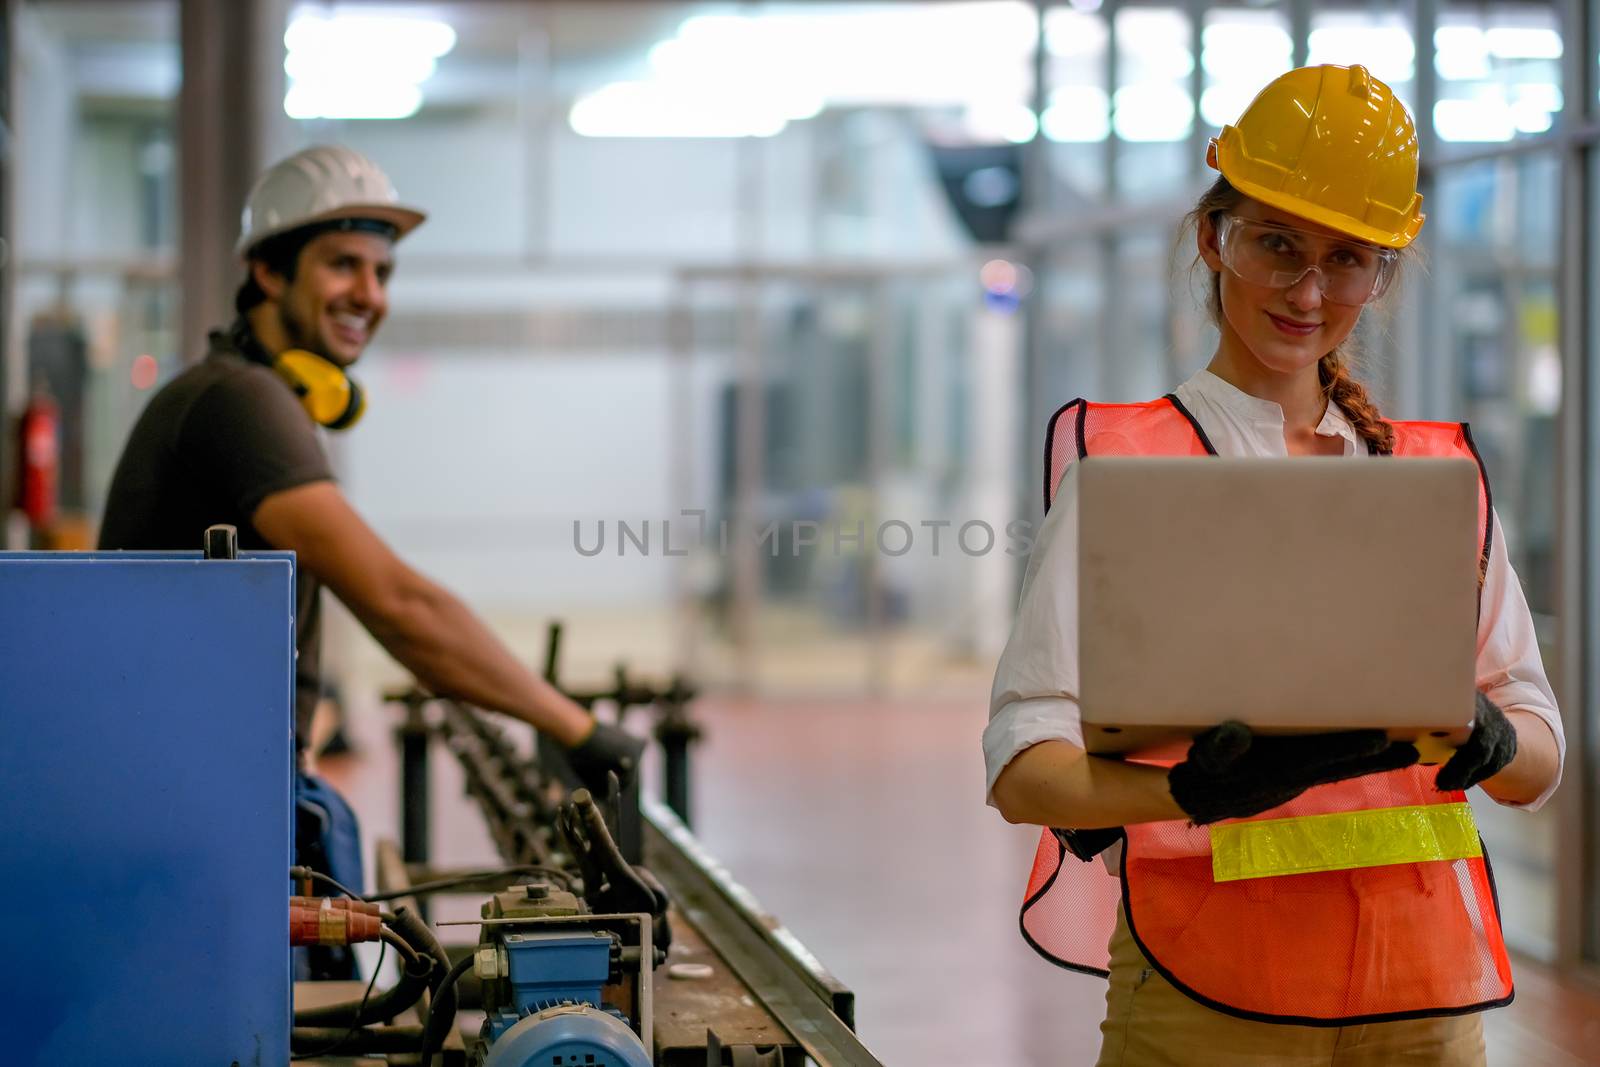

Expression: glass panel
xmin=1043 ymin=6 xmax=1108 ymax=203
xmin=1432 ymin=153 xmax=1561 ymax=959
xmin=1200 ymin=7 xmax=1292 ymax=132
xmin=1113 ymin=6 xmax=1193 ymax=198
xmin=1108 ymin=228 xmax=1181 ymax=402
xmin=13 ymin=0 xmax=179 ymax=547
xmin=673 ymin=269 xmax=982 ymax=694
xmin=1308 ymin=9 xmax=1416 ymax=112
xmin=1436 ymin=3 xmax=1562 ymax=142
xmin=1037 ymin=241 xmax=1107 ymax=412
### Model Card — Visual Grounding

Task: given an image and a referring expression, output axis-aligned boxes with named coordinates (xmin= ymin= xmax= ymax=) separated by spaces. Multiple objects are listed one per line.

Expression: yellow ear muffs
xmin=274 ymin=349 xmax=366 ymax=430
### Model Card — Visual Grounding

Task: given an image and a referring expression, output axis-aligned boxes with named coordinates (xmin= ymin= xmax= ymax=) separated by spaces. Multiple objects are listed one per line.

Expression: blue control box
xmin=0 ymin=551 xmax=295 ymax=1066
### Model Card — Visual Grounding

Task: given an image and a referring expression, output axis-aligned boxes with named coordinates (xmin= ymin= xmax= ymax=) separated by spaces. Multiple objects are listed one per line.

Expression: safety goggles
xmin=1215 ymin=215 xmax=1399 ymax=306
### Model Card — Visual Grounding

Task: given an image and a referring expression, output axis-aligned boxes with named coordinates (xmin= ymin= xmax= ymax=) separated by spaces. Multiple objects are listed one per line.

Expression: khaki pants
xmin=1096 ymin=906 xmax=1486 ymax=1067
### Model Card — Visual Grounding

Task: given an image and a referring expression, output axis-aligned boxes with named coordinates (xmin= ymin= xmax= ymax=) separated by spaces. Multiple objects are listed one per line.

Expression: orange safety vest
xmin=1019 ymin=394 xmax=1513 ymax=1025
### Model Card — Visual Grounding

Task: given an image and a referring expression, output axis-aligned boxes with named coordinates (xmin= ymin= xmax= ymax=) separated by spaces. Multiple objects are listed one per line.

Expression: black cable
xmin=293 ymin=930 xmax=433 ymax=1030
xmin=380 ymin=926 xmax=424 ymax=968
xmin=418 ymin=952 xmax=477 ymax=1067
xmin=389 ymin=907 xmax=451 ymax=976
xmin=390 ymin=906 xmax=455 ymax=1038
xmin=294 ymin=862 xmax=573 ymax=903
xmin=289 ymin=865 xmax=362 ymax=900
xmin=289 ymin=936 xmax=387 ymax=1060
xmin=363 ymin=864 xmax=575 ymax=902
xmin=290 ymin=1025 xmax=424 ymax=1055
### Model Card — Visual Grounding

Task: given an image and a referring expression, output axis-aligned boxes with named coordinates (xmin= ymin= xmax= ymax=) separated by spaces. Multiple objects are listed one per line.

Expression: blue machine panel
xmin=0 ymin=552 xmax=295 ymax=1067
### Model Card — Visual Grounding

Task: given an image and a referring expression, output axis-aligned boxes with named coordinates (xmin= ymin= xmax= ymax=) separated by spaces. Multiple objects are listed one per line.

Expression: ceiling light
xmin=283 ymin=11 xmax=455 ymax=121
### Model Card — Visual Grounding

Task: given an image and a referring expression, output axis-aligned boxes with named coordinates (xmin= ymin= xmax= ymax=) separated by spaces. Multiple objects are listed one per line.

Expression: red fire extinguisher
xmin=18 ymin=383 xmax=60 ymax=533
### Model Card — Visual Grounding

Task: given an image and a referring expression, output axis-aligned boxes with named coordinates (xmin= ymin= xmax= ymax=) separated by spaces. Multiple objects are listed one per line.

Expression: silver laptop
xmin=1075 ymin=457 xmax=1480 ymax=760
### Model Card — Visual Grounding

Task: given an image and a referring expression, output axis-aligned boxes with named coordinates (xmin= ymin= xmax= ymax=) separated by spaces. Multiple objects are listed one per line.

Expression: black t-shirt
xmin=99 ymin=322 xmax=334 ymax=748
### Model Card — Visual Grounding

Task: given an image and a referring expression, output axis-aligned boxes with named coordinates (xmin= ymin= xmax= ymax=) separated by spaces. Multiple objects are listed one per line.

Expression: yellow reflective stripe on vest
xmin=1210 ymin=803 xmax=1481 ymax=883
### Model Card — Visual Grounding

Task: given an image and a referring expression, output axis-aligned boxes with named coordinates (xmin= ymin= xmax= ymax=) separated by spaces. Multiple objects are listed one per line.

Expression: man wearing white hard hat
xmin=100 ymin=147 xmax=643 ymax=945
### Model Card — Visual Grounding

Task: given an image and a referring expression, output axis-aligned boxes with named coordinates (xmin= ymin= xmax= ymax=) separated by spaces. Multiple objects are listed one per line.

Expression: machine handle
xmin=203 ymin=524 xmax=238 ymax=560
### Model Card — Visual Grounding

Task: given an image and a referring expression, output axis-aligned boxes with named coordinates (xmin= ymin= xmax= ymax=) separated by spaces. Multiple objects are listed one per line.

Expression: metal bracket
xmin=707 ymin=1029 xmax=782 ymax=1067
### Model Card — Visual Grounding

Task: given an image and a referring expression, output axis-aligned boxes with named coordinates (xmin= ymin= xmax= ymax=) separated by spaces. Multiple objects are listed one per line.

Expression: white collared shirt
xmin=983 ymin=369 xmax=1565 ymax=811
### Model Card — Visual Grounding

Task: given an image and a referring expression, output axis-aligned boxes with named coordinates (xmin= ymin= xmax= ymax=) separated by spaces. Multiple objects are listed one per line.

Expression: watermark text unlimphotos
xmin=572 ymin=510 xmax=1037 ymax=559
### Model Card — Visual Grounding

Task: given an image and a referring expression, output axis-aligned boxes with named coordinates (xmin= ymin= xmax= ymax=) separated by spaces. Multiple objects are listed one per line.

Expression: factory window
xmin=1308 ymin=8 xmax=1417 ymax=113
xmin=1434 ymin=4 xmax=1563 ymax=142
xmin=1199 ymin=7 xmax=1291 ymax=132
xmin=1113 ymin=6 xmax=1194 ymax=198
xmin=1432 ymin=152 xmax=1561 ymax=960
xmin=13 ymin=0 xmax=179 ymax=543
xmin=1042 ymin=5 xmax=1109 ymax=202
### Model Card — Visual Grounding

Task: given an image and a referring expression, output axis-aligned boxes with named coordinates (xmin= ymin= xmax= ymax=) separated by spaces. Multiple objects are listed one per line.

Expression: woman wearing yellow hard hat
xmin=985 ymin=64 xmax=1565 ymax=1064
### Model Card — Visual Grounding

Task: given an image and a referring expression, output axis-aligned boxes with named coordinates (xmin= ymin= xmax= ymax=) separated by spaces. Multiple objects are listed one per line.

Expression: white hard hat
xmin=235 ymin=144 xmax=426 ymax=257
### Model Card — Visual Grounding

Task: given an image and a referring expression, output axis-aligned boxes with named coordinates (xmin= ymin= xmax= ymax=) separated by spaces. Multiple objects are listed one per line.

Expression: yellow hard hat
xmin=1207 ymin=64 xmax=1425 ymax=248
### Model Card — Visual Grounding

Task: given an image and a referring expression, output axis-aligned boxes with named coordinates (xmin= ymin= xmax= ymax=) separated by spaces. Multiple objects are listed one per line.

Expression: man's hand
xmin=1168 ymin=721 xmax=1420 ymax=825
xmin=567 ymin=720 xmax=646 ymax=793
xmin=1435 ymin=692 xmax=1518 ymax=792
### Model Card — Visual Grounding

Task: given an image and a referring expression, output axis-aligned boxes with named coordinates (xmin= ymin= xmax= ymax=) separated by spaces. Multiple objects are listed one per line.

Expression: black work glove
xmin=1168 ymin=721 xmax=1421 ymax=825
xmin=1434 ymin=692 xmax=1518 ymax=792
xmin=566 ymin=720 xmax=646 ymax=794
xmin=1052 ymin=826 xmax=1123 ymax=862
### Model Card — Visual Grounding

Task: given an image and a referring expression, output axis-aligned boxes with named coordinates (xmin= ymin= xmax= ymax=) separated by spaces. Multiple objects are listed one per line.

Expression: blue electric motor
xmin=483 ymin=1004 xmax=652 ymax=1067
xmin=474 ymin=883 xmax=654 ymax=1067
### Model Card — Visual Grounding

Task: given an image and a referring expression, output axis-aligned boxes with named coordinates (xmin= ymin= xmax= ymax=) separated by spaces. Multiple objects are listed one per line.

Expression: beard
xmin=276 ymin=302 xmax=325 ymax=359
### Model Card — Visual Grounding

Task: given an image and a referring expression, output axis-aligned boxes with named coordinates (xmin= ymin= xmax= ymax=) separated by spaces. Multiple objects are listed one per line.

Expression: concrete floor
xmin=316 ymin=688 xmax=1600 ymax=1066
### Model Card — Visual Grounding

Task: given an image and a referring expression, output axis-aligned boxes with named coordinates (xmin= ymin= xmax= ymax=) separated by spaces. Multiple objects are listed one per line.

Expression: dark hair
xmin=234 ymin=229 xmax=314 ymax=317
xmin=1181 ymin=175 xmax=1416 ymax=455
